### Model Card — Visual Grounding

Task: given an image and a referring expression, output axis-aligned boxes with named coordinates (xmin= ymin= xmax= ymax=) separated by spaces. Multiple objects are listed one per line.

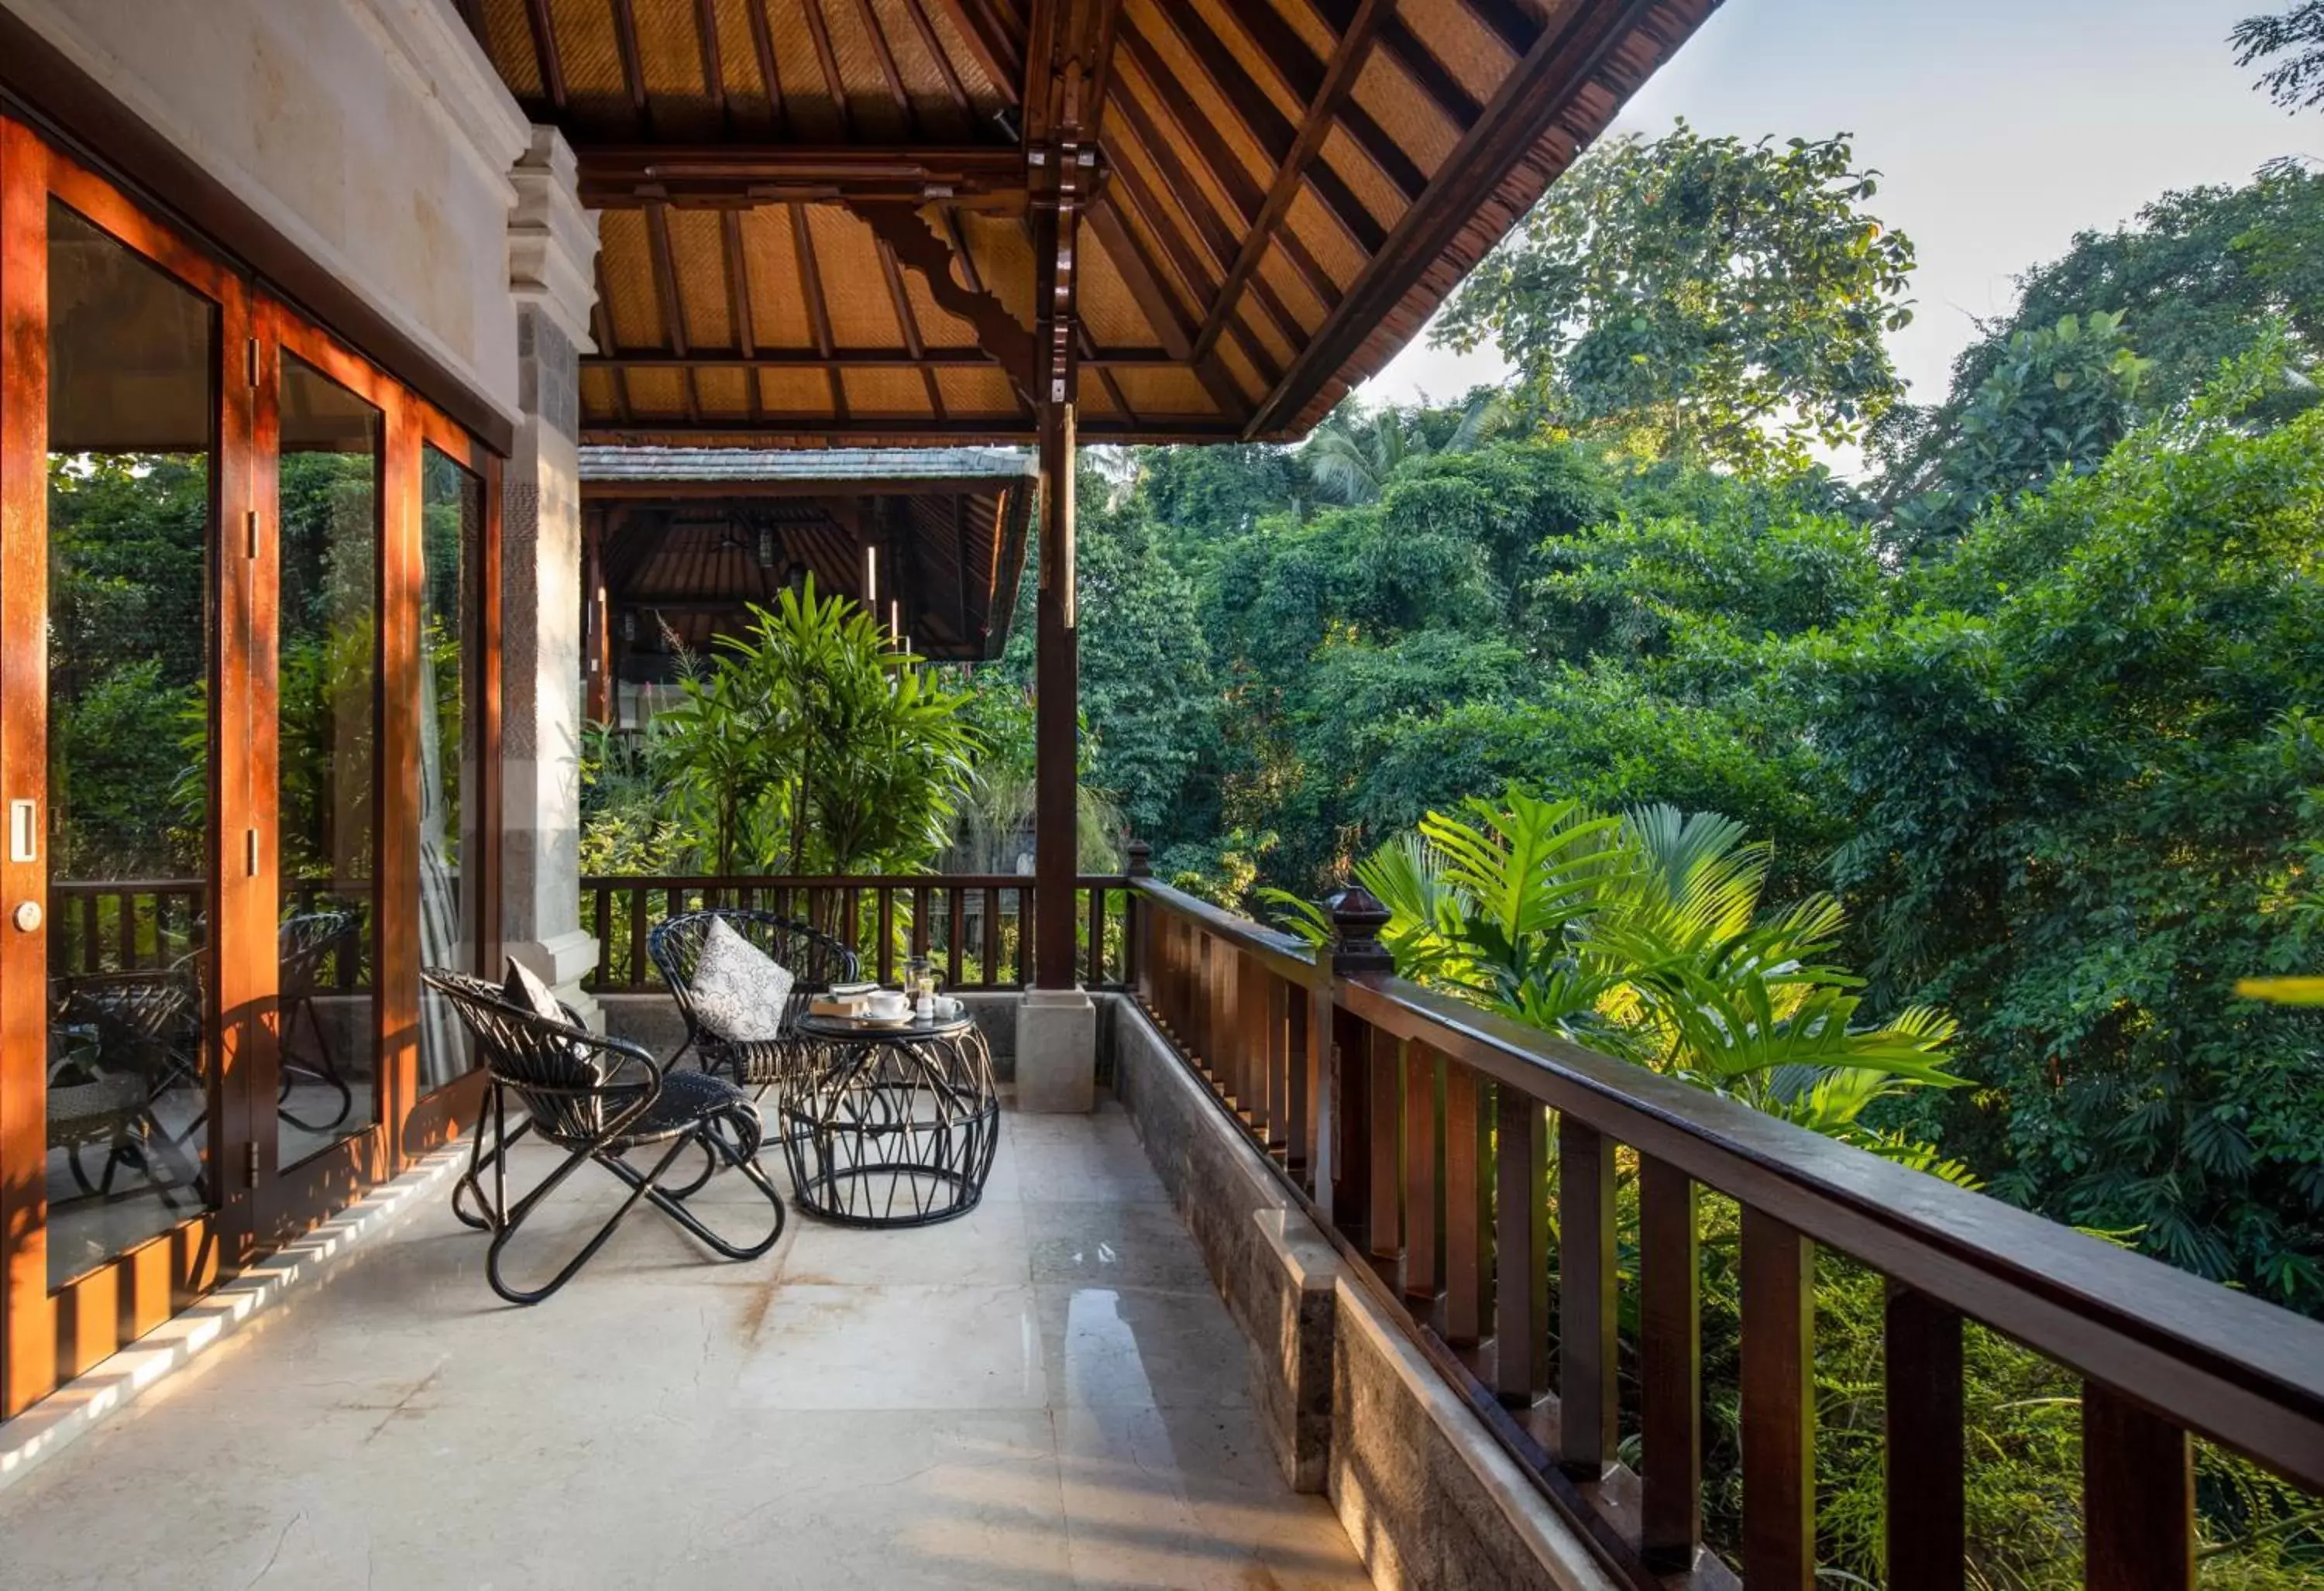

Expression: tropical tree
xmin=1435 ymin=122 xmax=1916 ymax=472
xmin=2236 ymin=2 xmax=2324 ymax=109
xmin=1272 ymin=790 xmax=1965 ymax=1166
xmin=1298 ymin=390 xmax=1514 ymax=506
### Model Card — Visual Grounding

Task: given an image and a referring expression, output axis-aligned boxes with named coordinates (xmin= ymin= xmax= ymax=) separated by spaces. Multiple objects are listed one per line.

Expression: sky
xmin=1364 ymin=0 xmax=2321 ymax=411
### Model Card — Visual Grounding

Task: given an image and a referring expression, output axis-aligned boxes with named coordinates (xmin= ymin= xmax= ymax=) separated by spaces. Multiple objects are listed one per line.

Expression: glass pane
xmin=277 ymin=353 xmax=380 ymax=1161
xmin=418 ymin=445 xmax=479 ymax=1089
xmin=44 ymin=201 xmax=217 ymax=1285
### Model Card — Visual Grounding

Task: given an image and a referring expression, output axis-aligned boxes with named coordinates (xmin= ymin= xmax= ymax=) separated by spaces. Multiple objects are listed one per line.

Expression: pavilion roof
xmin=583 ymin=445 xmax=1036 ymax=660
xmin=462 ymin=0 xmax=1713 ymax=446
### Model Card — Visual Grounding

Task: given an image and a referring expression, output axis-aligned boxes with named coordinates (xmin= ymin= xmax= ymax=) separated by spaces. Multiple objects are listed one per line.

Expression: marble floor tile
xmin=0 ymin=1097 xmax=1370 ymax=1591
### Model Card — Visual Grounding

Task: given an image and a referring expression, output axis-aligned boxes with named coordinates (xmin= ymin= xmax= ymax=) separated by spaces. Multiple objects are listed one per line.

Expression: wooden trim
xmin=0 ymin=19 xmax=514 ymax=455
xmin=1248 ymin=0 xmax=1664 ymax=437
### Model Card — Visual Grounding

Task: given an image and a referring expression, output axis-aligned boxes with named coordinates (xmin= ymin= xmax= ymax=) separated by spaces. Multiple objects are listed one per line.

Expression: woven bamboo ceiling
xmin=462 ymin=0 xmax=1711 ymax=445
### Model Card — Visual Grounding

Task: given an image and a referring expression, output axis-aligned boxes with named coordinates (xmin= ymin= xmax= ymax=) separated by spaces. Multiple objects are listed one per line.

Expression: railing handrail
xmin=1132 ymin=878 xmax=2324 ymax=1495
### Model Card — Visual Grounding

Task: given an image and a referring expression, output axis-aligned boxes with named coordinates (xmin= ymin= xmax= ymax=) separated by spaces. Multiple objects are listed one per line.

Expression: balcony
xmin=0 ymin=1084 xmax=1370 ymax=1589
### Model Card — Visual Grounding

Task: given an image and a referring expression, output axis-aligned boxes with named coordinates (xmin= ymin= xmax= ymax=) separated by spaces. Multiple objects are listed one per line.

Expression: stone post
xmin=500 ymin=126 xmax=602 ymax=1023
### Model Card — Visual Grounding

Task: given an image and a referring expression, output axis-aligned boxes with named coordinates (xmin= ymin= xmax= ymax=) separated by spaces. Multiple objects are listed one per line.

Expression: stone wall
xmin=1109 ymin=996 xmax=1619 ymax=1591
xmin=3 ymin=0 xmax=531 ymax=427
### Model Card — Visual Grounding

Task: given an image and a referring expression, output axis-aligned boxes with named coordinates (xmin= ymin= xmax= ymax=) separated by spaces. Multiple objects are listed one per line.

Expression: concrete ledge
xmin=0 ymin=1140 xmax=467 ymax=1495
xmin=1016 ymin=986 xmax=1096 ymax=1112
xmin=1108 ymin=995 xmax=1618 ymax=1591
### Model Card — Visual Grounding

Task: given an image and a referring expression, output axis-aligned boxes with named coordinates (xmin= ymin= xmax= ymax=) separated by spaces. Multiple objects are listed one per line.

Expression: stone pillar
xmin=500 ymin=126 xmax=602 ymax=1024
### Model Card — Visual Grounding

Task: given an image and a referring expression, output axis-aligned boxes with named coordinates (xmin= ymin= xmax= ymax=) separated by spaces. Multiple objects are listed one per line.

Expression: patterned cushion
xmin=502 ymin=957 xmax=566 ymax=1026
xmin=688 ymin=917 xmax=795 ymax=1043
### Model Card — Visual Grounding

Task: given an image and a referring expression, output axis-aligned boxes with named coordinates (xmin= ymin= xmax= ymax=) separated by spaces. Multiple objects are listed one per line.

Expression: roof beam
xmin=845 ymin=0 xmax=921 ymax=135
xmin=581 ymin=416 xmax=1244 ymax=442
xmin=1137 ymin=5 xmax=1385 ymax=256
xmin=1250 ymin=0 xmax=1661 ymax=436
xmin=523 ymin=0 xmax=566 ymax=111
xmin=744 ymin=0 xmax=789 ymax=134
xmin=582 ymin=476 xmax=1032 ymax=502
xmin=1198 ymin=0 xmax=1393 ymax=366
xmin=1221 ymin=1 xmax=1425 ymax=200
xmin=899 ymin=0 xmax=978 ymax=121
xmin=922 ymin=0 xmax=1023 ymax=102
xmin=801 ymin=0 xmax=855 ymax=135
xmin=1459 ymin=0 xmax=1545 ymax=57
xmin=571 ymin=143 xmax=1026 ymax=205
xmin=610 ymin=0 xmax=651 ymax=130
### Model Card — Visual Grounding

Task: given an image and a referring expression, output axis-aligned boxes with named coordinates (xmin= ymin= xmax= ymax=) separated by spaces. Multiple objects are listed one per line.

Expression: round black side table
xmin=781 ymin=1012 xmax=1000 ymax=1227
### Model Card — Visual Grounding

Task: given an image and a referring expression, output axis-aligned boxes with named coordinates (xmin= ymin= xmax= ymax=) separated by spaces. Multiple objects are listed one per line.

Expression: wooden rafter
xmin=744 ymin=0 xmax=789 ymax=135
xmin=899 ymin=0 xmax=977 ymax=120
xmin=1141 ymin=5 xmax=1386 ymax=256
xmin=524 ymin=0 xmax=566 ymax=110
xmin=611 ymin=0 xmax=651 ymax=130
xmin=1105 ymin=62 xmax=1317 ymax=352
xmin=1112 ymin=29 xmax=1335 ymax=315
xmin=1222 ymin=2 xmax=1425 ymax=200
xmin=1083 ymin=196 xmax=1191 ymax=361
xmin=694 ymin=0 xmax=728 ymax=126
xmin=787 ymin=201 xmax=849 ymax=421
xmin=1375 ymin=13 xmax=1483 ymax=127
xmin=1459 ymin=0 xmax=1544 ymax=57
xmin=1252 ymin=0 xmax=1662 ymax=435
xmin=590 ymin=256 xmax=634 ymax=425
xmin=846 ymin=0 xmax=920 ymax=135
xmin=874 ymin=233 xmax=950 ymax=422
xmin=719 ymin=209 xmax=765 ymax=424
xmin=800 ymin=0 xmax=854 ymax=135
xmin=922 ymin=0 xmax=1023 ymax=101
xmin=644 ymin=201 xmax=701 ymax=424
xmin=1198 ymin=0 xmax=1393 ymax=365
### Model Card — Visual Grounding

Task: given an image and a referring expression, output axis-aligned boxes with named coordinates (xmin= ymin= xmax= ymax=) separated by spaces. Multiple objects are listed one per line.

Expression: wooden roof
xmin=462 ymin=0 xmax=1713 ymax=445
xmin=583 ymin=445 xmax=1035 ymax=661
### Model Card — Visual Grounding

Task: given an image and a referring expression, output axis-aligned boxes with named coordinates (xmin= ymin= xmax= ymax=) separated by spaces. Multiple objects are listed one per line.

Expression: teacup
xmin=866 ymin=990 xmax=911 ymax=1020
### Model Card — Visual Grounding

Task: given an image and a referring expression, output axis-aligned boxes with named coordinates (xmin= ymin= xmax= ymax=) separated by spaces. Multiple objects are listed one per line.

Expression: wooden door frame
xmin=0 ymin=111 xmax=503 ymax=1415
xmin=0 ymin=116 xmax=258 ymax=1417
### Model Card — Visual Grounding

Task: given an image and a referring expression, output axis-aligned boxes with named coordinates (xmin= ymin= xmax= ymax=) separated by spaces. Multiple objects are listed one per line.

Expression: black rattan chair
xmin=277 ymin=911 xmax=358 ymax=1132
xmin=422 ymin=968 xmax=786 ymax=1304
xmin=647 ymin=909 xmax=858 ymax=1088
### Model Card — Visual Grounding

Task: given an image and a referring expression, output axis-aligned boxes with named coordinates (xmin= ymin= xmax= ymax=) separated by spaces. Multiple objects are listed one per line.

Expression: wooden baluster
xmin=119 ymin=888 xmax=136 ymax=968
xmin=982 ymin=885 xmax=999 ymax=988
xmin=81 ymin=890 xmax=99 ymax=976
xmin=1886 ymin=1284 xmax=1965 ymax=1591
xmin=1442 ymin=1064 xmax=1490 ymax=1345
xmin=877 ymin=886 xmax=896 ymax=984
xmin=1558 ymin=1115 xmax=1618 ymax=1479
xmin=947 ymin=887 xmax=964 ymax=989
xmin=1369 ymin=1029 xmax=1402 ymax=1261
xmin=593 ymin=884 xmax=610 ymax=992
xmin=1285 ymin=977 xmax=1312 ymax=1180
xmin=1329 ymin=1002 xmax=1372 ymax=1239
xmin=1195 ymin=933 xmax=1215 ymax=1077
xmin=1239 ymin=953 xmax=1268 ymax=1139
xmin=627 ymin=884 xmax=647 ymax=989
xmin=1403 ymin=1041 xmax=1443 ymax=1303
xmin=1265 ymin=974 xmax=1289 ymax=1156
xmin=1494 ymin=1087 xmax=1548 ymax=1403
xmin=1640 ymin=1156 xmax=1701 ymax=1572
xmin=737 ymin=882 xmax=755 ymax=912
xmin=1087 ymin=885 xmax=1105 ymax=987
xmin=912 ymin=883 xmax=930 ymax=959
xmin=1741 ymin=1207 xmax=1816 ymax=1589
xmin=2083 ymin=1383 xmax=2193 ymax=1591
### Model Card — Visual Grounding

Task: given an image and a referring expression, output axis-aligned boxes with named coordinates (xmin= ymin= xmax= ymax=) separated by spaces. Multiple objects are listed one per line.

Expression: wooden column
xmin=1028 ymin=2 xmax=1105 ymax=989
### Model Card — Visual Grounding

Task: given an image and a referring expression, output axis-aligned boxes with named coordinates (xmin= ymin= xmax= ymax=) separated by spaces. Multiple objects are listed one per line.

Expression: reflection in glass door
xmin=418 ymin=448 xmax=480 ymax=1088
xmin=275 ymin=356 xmax=381 ymax=1161
xmin=42 ymin=199 xmax=218 ymax=1287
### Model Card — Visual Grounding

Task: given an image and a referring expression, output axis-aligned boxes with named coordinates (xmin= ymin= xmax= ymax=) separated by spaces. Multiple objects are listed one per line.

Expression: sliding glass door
xmin=0 ymin=113 xmax=497 ymax=1417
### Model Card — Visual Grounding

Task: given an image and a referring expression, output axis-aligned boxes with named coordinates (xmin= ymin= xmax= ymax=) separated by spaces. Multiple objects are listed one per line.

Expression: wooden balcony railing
xmin=49 ymin=878 xmax=374 ymax=988
xmin=579 ymin=874 xmax=1136 ymax=994
xmin=1128 ymin=877 xmax=2324 ymax=1590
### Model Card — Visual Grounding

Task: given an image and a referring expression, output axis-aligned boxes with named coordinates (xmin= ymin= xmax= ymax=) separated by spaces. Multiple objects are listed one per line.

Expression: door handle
xmin=13 ymin=901 xmax=40 ymax=933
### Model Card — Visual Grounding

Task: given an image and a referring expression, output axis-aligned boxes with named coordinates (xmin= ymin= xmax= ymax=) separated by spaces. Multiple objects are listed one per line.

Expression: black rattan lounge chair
xmin=277 ymin=911 xmax=358 ymax=1132
xmin=647 ymin=909 xmax=858 ymax=1088
xmin=422 ymin=968 xmax=786 ymax=1304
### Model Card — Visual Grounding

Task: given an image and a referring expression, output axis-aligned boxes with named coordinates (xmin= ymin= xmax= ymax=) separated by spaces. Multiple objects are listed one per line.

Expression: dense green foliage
xmin=2237 ymin=2 xmax=2324 ymax=109
xmin=1067 ymin=136 xmax=2324 ymax=1328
